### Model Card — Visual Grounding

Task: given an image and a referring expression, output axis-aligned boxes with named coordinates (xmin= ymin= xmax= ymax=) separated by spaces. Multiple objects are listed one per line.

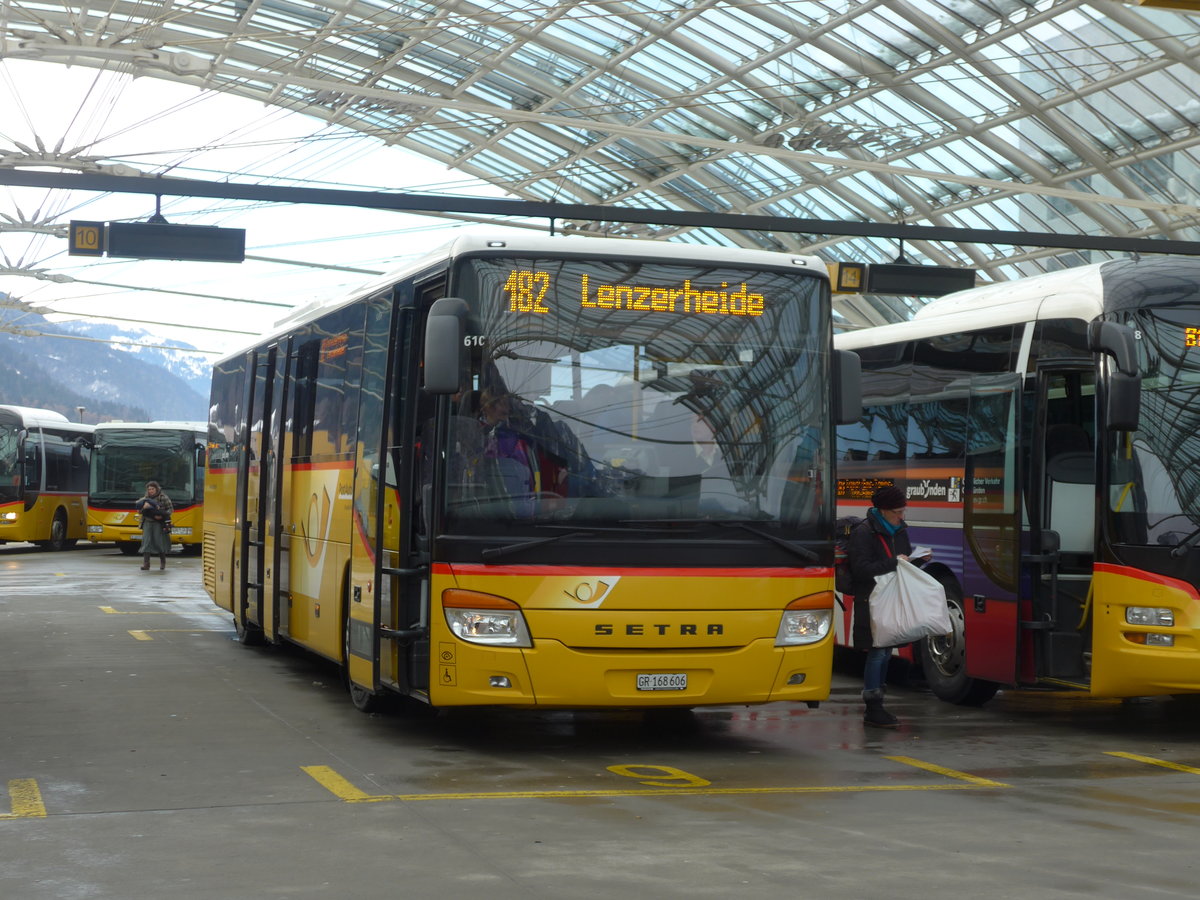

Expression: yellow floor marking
xmin=1106 ymin=751 xmax=1200 ymax=775
xmin=128 ymin=628 xmax=228 ymax=641
xmin=886 ymin=755 xmax=1010 ymax=787
xmin=100 ymin=606 xmax=172 ymax=615
xmin=1 ymin=779 xmax=47 ymax=819
xmin=301 ymin=766 xmax=392 ymax=803
xmin=101 ymin=606 xmax=223 ymax=615
xmin=303 ymin=763 xmax=1008 ymax=804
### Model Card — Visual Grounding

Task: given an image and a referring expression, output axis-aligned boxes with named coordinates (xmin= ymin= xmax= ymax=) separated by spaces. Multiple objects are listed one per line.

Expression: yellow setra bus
xmin=87 ymin=422 xmax=207 ymax=555
xmin=0 ymin=405 xmax=92 ymax=550
xmin=203 ymin=233 xmax=860 ymax=712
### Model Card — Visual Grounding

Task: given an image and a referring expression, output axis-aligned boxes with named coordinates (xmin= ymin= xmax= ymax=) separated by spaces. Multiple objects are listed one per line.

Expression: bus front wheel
xmin=38 ymin=510 xmax=73 ymax=551
xmin=343 ymin=610 xmax=386 ymax=714
xmin=918 ymin=591 xmax=999 ymax=707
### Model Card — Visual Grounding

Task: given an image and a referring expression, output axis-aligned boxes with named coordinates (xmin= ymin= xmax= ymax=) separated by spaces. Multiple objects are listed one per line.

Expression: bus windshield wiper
xmin=1170 ymin=525 xmax=1200 ymax=558
xmin=480 ymin=523 xmax=701 ymax=562
xmin=481 ymin=529 xmax=595 ymax=562
xmin=713 ymin=521 xmax=819 ymax=562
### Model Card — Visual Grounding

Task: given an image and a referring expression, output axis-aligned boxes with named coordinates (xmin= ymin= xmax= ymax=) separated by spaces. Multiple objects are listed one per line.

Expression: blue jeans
xmin=863 ymin=646 xmax=891 ymax=693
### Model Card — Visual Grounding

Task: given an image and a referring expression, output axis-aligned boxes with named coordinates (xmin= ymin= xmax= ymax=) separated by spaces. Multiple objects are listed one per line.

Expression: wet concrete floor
xmin=2 ymin=542 xmax=1198 ymax=899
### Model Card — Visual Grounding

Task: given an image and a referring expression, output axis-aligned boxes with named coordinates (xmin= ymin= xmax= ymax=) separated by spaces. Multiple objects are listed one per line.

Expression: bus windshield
xmin=90 ymin=429 xmax=197 ymax=504
xmin=1111 ymin=306 xmax=1200 ymax=545
xmin=0 ymin=413 xmax=21 ymax=504
xmin=441 ymin=255 xmax=829 ymax=538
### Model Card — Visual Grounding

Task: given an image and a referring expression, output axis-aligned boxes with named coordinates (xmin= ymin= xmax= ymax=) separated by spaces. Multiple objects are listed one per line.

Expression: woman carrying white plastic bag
xmin=847 ymin=485 xmax=934 ymax=728
xmin=869 ymin=558 xmax=952 ymax=648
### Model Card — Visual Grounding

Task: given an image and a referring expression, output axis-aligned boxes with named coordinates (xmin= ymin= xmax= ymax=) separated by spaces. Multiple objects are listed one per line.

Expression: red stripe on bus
xmin=432 ymin=563 xmax=832 ymax=578
xmin=1094 ymin=562 xmax=1200 ymax=600
xmin=289 ymin=460 xmax=355 ymax=471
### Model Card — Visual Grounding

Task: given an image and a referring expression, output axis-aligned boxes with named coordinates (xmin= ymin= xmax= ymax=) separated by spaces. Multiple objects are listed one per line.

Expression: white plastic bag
xmin=868 ymin=558 xmax=952 ymax=647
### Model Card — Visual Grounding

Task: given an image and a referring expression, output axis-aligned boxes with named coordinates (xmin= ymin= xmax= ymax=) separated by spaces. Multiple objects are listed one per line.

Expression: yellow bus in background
xmin=204 ymin=233 xmax=860 ymax=713
xmin=87 ymin=422 xmax=206 ymax=555
xmin=0 ymin=405 xmax=92 ymax=550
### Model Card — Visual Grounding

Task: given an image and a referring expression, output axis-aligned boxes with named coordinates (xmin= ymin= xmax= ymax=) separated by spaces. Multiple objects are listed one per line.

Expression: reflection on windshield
xmin=441 ymin=257 xmax=829 ymax=536
xmin=1110 ymin=307 xmax=1200 ymax=546
xmin=90 ymin=430 xmax=196 ymax=502
xmin=0 ymin=419 xmax=20 ymax=503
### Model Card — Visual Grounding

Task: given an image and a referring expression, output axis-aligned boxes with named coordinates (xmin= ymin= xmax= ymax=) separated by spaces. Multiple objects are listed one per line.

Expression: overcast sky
xmin=0 ymin=58 xmax=531 ymax=357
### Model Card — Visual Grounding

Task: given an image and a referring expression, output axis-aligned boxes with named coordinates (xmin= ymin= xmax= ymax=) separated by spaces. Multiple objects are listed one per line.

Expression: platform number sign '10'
xmin=504 ymin=269 xmax=551 ymax=314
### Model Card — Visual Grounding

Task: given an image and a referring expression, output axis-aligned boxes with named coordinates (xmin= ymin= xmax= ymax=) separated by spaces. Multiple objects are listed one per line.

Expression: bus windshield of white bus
xmin=440 ymin=255 xmax=829 ymax=537
xmin=1111 ymin=306 xmax=1200 ymax=546
xmin=90 ymin=428 xmax=198 ymax=504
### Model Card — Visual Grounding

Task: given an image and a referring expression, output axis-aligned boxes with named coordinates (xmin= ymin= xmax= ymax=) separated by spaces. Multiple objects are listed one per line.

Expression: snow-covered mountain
xmin=0 ymin=306 xmax=211 ymax=423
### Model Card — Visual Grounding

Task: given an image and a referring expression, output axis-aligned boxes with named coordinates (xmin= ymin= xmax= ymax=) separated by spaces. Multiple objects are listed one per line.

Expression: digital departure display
xmin=501 ymin=267 xmax=767 ymax=317
xmin=1186 ymin=326 xmax=1200 ymax=347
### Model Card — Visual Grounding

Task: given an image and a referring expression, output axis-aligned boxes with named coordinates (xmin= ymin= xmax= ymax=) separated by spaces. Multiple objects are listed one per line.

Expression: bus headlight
xmin=1 ymin=512 xmax=17 ymax=522
xmin=170 ymin=527 xmax=192 ymax=536
xmin=776 ymin=596 xmax=833 ymax=646
xmin=1126 ymin=607 xmax=1174 ymax=627
xmin=443 ymin=589 xmax=532 ymax=647
xmin=88 ymin=525 xmax=103 ymax=533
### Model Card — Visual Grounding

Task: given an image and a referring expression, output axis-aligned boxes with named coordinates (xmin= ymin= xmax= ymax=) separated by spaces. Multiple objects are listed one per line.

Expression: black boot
xmin=863 ymin=689 xmax=899 ymax=728
xmin=141 ymin=555 xmax=150 ymax=571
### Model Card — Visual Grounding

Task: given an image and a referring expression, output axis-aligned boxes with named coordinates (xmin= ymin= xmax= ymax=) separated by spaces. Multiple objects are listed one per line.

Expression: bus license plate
xmin=637 ymin=673 xmax=687 ymax=691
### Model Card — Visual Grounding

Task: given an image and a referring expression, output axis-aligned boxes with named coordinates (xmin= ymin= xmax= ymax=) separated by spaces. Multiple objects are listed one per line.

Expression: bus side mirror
xmin=1106 ymin=371 xmax=1140 ymax=432
xmin=1087 ymin=321 xmax=1138 ymax=376
xmin=1087 ymin=321 xmax=1141 ymax=430
xmin=196 ymin=445 xmax=207 ymax=468
xmin=834 ymin=349 xmax=863 ymax=426
xmin=423 ymin=297 xmax=470 ymax=394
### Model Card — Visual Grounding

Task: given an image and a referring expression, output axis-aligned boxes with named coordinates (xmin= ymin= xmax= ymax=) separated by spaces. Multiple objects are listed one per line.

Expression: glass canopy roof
xmin=1 ymin=0 xmax=1199 ymax=339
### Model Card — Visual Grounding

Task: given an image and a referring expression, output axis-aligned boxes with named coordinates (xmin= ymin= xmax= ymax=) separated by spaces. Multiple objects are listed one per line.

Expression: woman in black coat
xmin=847 ymin=485 xmax=930 ymax=728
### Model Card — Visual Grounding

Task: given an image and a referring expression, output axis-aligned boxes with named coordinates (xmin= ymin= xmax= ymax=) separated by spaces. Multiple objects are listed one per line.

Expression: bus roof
xmin=263 ymin=231 xmax=829 ymax=349
xmin=93 ymin=421 xmax=206 ymax=432
xmin=0 ymin=405 xmax=94 ymax=433
xmin=836 ymin=262 xmax=1109 ymax=350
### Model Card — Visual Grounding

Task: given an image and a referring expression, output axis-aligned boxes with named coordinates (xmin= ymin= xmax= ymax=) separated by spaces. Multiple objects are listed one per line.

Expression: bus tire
xmin=234 ymin=612 xmax=266 ymax=646
xmin=918 ymin=584 xmax=999 ymax=707
xmin=118 ymin=543 xmax=140 ymax=556
xmin=343 ymin=606 xmax=386 ymax=714
xmin=38 ymin=509 xmax=70 ymax=551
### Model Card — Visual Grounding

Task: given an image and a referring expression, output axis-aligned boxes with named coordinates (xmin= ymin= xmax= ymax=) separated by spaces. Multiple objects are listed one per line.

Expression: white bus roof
xmin=0 ymin=405 xmax=93 ymax=433
xmin=93 ymin=421 xmax=206 ymax=432
xmin=836 ymin=262 xmax=1109 ymax=350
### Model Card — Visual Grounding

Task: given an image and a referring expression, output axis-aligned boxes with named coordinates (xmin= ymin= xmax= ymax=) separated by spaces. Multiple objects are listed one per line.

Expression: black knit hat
xmin=871 ymin=485 xmax=906 ymax=510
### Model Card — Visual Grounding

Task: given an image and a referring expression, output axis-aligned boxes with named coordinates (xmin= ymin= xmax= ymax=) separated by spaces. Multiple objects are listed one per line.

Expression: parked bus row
xmin=0 ymin=408 xmax=205 ymax=554
xmin=16 ymin=238 xmax=1199 ymax=718
xmin=202 ymin=239 xmax=1200 ymax=715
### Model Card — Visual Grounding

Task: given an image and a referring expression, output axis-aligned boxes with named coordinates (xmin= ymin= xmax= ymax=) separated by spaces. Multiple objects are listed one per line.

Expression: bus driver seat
xmin=1045 ymin=423 xmax=1094 ymax=555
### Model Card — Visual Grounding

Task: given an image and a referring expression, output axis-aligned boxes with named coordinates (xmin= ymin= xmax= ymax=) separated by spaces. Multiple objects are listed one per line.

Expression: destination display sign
xmin=500 ymin=266 xmax=768 ymax=318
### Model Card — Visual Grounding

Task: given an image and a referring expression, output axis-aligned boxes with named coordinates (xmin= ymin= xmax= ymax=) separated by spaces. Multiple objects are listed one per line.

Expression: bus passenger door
xmin=347 ymin=292 xmax=426 ymax=703
xmin=962 ymin=373 xmax=1022 ymax=685
xmin=260 ymin=340 xmax=290 ymax=641
xmin=1030 ymin=368 xmax=1096 ymax=682
xmin=238 ymin=345 xmax=281 ymax=642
